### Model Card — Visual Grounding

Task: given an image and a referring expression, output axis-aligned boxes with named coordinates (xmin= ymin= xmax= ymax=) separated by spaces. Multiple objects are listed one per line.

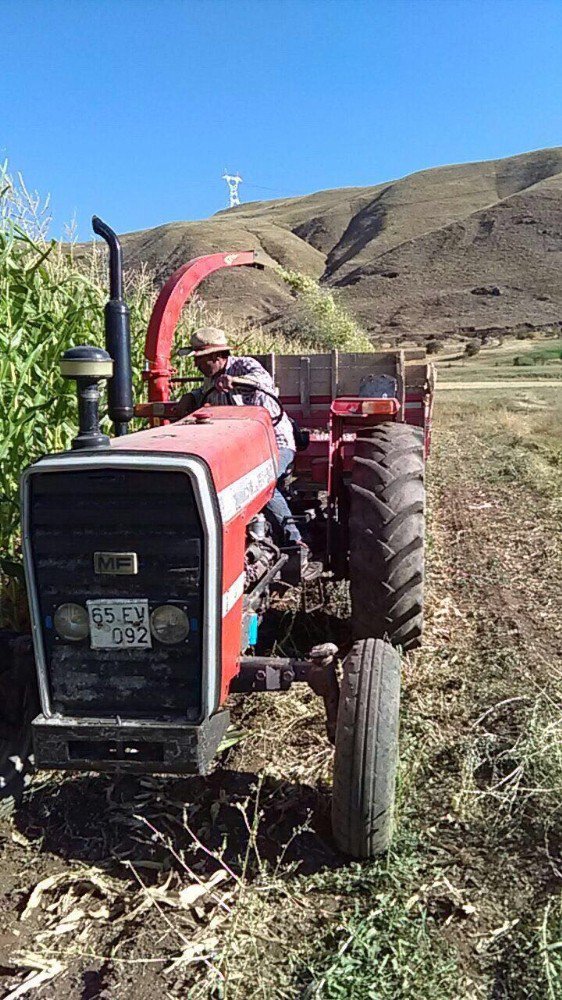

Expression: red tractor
xmin=3 ymin=219 xmax=434 ymax=858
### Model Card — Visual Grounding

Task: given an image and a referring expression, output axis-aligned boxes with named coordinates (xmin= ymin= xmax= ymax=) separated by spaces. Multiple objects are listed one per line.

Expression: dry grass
xmin=434 ymin=335 xmax=562 ymax=386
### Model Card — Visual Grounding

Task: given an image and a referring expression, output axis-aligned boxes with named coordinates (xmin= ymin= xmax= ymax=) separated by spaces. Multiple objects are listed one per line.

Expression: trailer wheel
xmin=0 ymin=634 xmax=38 ymax=818
xmin=349 ymin=422 xmax=425 ymax=650
xmin=331 ymin=639 xmax=400 ymax=858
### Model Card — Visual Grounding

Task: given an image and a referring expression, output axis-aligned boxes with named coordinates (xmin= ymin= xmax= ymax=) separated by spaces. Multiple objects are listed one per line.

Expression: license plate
xmin=87 ymin=599 xmax=152 ymax=649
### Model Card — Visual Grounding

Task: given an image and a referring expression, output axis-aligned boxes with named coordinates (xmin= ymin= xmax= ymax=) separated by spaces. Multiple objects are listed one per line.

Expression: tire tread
xmin=350 ymin=422 xmax=425 ymax=649
xmin=332 ymin=639 xmax=400 ymax=857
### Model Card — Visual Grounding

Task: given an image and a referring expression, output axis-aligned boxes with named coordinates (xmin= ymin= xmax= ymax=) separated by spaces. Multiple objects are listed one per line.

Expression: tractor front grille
xmin=28 ymin=468 xmax=205 ymax=721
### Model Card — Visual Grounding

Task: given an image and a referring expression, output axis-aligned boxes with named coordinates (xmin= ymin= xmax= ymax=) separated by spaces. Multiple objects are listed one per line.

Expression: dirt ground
xmin=0 ymin=386 xmax=560 ymax=999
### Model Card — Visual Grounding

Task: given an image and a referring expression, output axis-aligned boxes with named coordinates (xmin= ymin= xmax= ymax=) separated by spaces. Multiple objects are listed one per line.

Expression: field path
xmin=437 ymin=378 xmax=561 ymax=389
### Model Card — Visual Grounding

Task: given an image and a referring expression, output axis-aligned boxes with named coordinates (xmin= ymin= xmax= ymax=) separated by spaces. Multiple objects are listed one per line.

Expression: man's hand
xmin=214 ymin=373 xmax=234 ymax=393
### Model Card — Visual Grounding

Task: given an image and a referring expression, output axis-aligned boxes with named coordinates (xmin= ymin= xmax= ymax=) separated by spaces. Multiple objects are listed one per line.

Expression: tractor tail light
xmin=331 ymin=398 xmax=400 ymax=417
xmin=361 ymin=400 xmax=387 ymax=415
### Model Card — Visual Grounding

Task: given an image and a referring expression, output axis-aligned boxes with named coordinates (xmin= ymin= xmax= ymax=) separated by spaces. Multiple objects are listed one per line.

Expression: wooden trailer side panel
xmin=258 ymin=351 xmax=437 ymax=482
xmin=404 ymin=360 xmax=436 ymax=456
xmin=254 ymin=350 xmax=406 ymax=419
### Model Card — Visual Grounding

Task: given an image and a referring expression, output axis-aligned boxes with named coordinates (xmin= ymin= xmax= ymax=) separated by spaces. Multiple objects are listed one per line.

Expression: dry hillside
xmin=117 ymin=147 xmax=562 ymax=341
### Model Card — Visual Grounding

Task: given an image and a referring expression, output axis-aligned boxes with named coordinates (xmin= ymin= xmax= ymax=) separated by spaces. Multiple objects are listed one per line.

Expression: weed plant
xmin=276 ymin=268 xmax=371 ymax=351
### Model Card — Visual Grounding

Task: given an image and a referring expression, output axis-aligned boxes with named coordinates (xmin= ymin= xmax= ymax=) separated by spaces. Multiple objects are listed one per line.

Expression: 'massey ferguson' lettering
xmin=93 ymin=552 xmax=139 ymax=575
xmin=217 ymin=459 xmax=277 ymax=522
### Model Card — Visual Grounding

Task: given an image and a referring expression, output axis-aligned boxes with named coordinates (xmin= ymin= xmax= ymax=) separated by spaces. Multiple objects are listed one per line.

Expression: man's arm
xmin=226 ymin=357 xmax=274 ymax=393
xmin=226 ymin=357 xmax=287 ymax=430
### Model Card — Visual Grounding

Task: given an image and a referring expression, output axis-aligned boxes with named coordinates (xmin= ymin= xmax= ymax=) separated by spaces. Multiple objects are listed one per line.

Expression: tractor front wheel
xmin=349 ymin=422 xmax=425 ymax=650
xmin=331 ymin=638 xmax=400 ymax=858
xmin=0 ymin=633 xmax=38 ymax=818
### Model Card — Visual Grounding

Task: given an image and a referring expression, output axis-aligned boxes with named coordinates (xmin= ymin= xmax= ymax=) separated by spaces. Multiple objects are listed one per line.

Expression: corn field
xmin=0 ymin=229 xmax=153 ymax=546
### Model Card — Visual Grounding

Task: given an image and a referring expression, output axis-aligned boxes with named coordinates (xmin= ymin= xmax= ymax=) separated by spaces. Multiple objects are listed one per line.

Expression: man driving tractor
xmin=176 ymin=327 xmax=319 ymax=577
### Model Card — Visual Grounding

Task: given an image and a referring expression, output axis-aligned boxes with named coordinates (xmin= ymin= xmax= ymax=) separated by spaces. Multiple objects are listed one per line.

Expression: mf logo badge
xmin=94 ymin=552 xmax=138 ymax=575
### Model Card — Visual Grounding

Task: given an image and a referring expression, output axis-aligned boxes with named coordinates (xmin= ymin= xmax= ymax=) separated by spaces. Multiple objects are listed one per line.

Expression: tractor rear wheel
xmin=0 ymin=633 xmax=38 ymax=818
xmin=349 ymin=422 xmax=425 ymax=650
xmin=331 ymin=639 xmax=400 ymax=857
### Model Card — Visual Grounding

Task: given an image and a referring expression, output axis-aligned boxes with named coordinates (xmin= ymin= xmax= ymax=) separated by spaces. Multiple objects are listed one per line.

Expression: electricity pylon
xmin=222 ymin=171 xmax=242 ymax=208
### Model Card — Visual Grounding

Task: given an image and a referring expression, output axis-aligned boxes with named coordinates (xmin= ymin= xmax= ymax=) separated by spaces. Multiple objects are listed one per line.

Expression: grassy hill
xmin=116 ymin=147 xmax=562 ymax=342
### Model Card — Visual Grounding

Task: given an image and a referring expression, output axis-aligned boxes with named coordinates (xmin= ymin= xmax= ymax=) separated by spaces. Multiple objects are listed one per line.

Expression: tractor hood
xmin=109 ymin=405 xmax=279 ymax=517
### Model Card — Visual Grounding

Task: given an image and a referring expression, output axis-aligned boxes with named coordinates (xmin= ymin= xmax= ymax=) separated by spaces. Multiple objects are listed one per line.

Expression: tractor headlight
xmin=54 ymin=603 xmax=89 ymax=642
xmin=150 ymin=605 xmax=190 ymax=645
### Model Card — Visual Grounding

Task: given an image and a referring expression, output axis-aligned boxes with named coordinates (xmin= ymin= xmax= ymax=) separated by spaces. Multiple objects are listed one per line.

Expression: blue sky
xmin=4 ymin=0 xmax=562 ymax=239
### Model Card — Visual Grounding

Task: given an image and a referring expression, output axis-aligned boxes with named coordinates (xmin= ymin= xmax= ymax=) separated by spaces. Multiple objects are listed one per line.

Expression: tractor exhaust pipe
xmin=92 ymin=216 xmax=133 ymax=436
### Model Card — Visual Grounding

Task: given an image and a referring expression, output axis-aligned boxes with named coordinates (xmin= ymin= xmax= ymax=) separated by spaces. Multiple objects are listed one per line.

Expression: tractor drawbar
xmin=92 ymin=216 xmax=134 ymax=436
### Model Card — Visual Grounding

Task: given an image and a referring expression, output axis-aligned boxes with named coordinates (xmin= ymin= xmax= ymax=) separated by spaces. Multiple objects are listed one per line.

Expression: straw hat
xmin=184 ymin=327 xmax=231 ymax=358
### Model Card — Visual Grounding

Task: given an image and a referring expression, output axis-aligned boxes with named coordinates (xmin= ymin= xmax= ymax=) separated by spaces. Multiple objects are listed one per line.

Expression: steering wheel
xmin=200 ymin=378 xmax=285 ymax=427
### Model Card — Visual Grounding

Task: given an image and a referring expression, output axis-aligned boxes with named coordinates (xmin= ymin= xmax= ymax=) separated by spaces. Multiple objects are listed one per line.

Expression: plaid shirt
xmin=200 ymin=356 xmax=295 ymax=451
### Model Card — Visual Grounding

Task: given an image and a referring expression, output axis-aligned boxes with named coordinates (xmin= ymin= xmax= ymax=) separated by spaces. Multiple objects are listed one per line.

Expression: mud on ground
xmin=0 ymin=387 xmax=560 ymax=999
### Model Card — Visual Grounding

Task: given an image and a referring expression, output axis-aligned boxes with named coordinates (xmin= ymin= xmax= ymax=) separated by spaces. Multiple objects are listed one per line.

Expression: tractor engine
xmin=245 ymin=515 xmax=281 ymax=590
